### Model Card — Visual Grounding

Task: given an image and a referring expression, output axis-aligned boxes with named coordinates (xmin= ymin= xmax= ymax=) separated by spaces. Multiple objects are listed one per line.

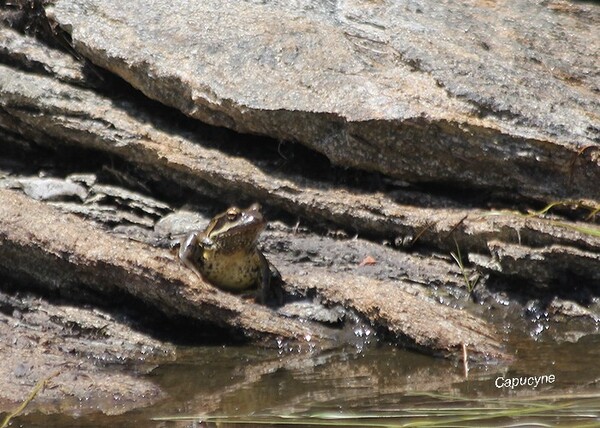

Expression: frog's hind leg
xmin=257 ymin=253 xmax=284 ymax=307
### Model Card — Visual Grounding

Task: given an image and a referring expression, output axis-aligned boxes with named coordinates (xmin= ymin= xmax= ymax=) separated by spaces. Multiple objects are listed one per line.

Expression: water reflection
xmin=10 ymin=334 xmax=600 ymax=427
xmin=150 ymin=345 xmax=459 ymax=417
xmin=145 ymin=334 xmax=600 ymax=427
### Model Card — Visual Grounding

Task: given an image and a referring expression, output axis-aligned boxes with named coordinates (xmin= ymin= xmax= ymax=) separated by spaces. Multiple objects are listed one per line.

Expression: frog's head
xmin=204 ymin=203 xmax=266 ymax=253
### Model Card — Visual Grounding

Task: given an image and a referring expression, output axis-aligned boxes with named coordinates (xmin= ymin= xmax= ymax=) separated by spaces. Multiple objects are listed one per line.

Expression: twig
xmin=0 ymin=370 xmax=61 ymax=428
xmin=409 ymin=221 xmax=435 ymax=246
xmin=444 ymin=214 xmax=468 ymax=240
xmin=462 ymin=343 xmax=469 ymax=378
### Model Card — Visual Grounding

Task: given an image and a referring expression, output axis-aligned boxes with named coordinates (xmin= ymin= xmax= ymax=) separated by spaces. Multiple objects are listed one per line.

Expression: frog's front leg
xmin=179 ymin=232 xmax=204 ymax=279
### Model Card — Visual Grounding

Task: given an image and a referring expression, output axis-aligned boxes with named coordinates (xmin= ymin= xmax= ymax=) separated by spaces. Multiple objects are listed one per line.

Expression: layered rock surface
xmin=1 ymin=0 xmax=600 ymax=415
xmin=47 ymin=0 xmax=600 ymax=201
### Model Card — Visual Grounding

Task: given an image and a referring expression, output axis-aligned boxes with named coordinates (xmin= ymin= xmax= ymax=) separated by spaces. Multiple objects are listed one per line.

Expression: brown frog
xmin=179 ymin=203 xmax=279 ymax=304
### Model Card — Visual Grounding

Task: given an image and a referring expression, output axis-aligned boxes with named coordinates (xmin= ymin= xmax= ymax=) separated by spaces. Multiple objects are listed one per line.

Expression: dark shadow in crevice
xmin=0 ymin=272 xmax=248 ymax=347
xmin=474 ymin=273 xmax=598 ymax=312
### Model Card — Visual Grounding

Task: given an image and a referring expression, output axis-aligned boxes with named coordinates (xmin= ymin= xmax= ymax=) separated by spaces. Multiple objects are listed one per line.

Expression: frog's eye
xmin=226 ymin=207 xmax=240 ymax=221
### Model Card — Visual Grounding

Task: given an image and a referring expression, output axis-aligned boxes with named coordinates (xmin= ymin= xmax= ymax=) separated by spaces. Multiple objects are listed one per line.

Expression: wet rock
xmin=278 ymin=301 xmax=346 ymax=324
xmin=0 ymin=289 xmax=173 ymax=414
xmin=284 ymin=269 xmax=507 ymax=360
xmin=47 ymin=0 xmax=600 ymax=202
xmin=549 ymin=297 xmax=600 ymax=322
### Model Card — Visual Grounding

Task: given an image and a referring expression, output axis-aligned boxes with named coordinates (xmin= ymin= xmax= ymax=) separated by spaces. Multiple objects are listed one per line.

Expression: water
xmin=10 ymin=333 xmax=600 ymax=427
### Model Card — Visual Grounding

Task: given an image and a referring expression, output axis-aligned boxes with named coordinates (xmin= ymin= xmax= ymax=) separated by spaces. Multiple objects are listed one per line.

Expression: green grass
xmin=151 ymin=391 xmax=600 ymax=427
xmin=525 ymin=200 xmax=599 ymax=221
xmin=450 ymin=239 xmax=476 ymax=294
xmin=485 ymin=201 xmax=600 ymax=239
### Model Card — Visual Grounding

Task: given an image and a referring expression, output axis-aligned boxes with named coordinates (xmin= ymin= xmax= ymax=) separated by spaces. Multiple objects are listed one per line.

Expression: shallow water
xmin=11 ymin=332 xmax=600 ymax=427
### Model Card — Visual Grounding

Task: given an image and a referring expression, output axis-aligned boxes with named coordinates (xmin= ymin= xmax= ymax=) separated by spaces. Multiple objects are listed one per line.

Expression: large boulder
xmin=47 ymin=0 xmax=600 ymax=202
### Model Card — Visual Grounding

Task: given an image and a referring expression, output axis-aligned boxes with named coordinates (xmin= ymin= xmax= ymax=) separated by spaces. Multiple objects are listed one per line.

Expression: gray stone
xmin=67 ymin=172 xmax=97 ymax=187
xmin=88 ymin=184 xmax=172 ymax=218
xmin=50 ymin=201 xmax=156 ymax=228
xmin=279 ymin=301 xmax=346 ymax=324
xmin=0 ymin=25 xmax=89 ymax=86
xmin=154 ymin=210 xmax=208 ymax=239
xmin=47 ymin=0 xmax=600 ymax=202
xmin=18 ymin=177 xmax=88 ymax=201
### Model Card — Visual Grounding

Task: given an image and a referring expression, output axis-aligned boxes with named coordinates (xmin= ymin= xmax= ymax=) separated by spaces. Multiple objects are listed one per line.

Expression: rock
xmin=47 ymin=0 xmax=600 ymax=202
xmin=67 ymin=172 xmax=97 ymax=187
xmin=479 ymin=240 xmax=600 ymax=292
xmin=153 ymin=210 xmax=208 ymax=240
xmin=111 ymin=224 xmax=158 ymax=244
xmin=0 ymin=25 xmax=91 ymax=86
xmin=0 ymin=188 xmax=335 ymax=349
xmin=284 ymin=269 xmax=507 ymax=360
xmin=0 ymin=188 xmax=508 ymax=360
xmin=0 ymin=289 xmax=172 ymax=414
xmin=43 ymin=181 xmax=172 ymax=228
xmin=49 ymin=201 xmax=155 ymax=228
xmin=1 ymin=58 xmax=599 ymax=291
xmin=549 ymin=297 xmax=600 ymax=322
xmin=278 ymin=300 xmax=346 ymax=324
xmin=89 ymin=184 xmax=172 ymax=218
xmin=18 ymin=177 xmax=88 ymax=201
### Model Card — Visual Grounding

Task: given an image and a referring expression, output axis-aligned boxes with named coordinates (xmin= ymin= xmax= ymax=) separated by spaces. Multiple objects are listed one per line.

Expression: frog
xmin=178 ymin=203 xmax=280 ymax=304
